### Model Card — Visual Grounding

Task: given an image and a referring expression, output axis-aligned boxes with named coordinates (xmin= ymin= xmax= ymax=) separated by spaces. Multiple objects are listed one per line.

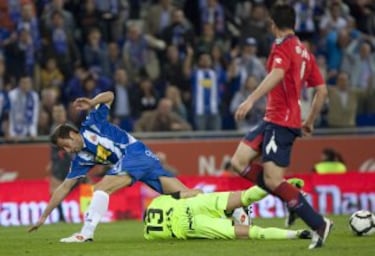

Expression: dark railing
xmin=0 ymin=127 xmax=374 ymax=144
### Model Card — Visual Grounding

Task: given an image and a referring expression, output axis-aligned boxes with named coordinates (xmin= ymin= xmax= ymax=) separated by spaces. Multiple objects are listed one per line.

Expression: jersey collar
xmin=275 ymin=34 xmax=296 ymax=45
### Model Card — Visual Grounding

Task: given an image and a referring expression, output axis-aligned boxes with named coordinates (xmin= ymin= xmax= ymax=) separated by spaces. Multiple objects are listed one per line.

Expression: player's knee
xmin=263 ymin=173 xmax=282 ymax=191
xmin=230 ymin=157 xmax=247 ymax=174
xmin=93 ymin=184 xmax=112 ymax=193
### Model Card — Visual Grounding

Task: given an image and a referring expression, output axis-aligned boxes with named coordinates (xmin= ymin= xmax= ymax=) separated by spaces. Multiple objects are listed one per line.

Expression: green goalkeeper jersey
xmin=144 ymin=195 xmax=188 ymax=240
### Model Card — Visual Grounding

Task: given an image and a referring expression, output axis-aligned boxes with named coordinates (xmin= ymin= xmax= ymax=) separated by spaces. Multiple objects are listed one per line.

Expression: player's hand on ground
xmin=73 ymin=97 xmax=93 ymax=111
xmin=235 ymin=100 xmax=253 ymax=121
xmin=302 ymin=121 xmax=314 ymax=136
xmin=27 ymin=216 xmax=47 ymax=233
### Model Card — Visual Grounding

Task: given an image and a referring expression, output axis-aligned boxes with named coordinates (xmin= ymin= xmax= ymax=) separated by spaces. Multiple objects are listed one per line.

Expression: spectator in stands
xmin=17 ymin=3 xmax=40 ymax=49
xmin=341 ymin=41 xmax=375 ymax=115
xmin=64 ymin=65 xmax=89 ymax=103
xmin=78 ymin=0 xmax=101 ymax=44
xmin=40 ymin=57 xmax=64 ymax=95
xmin=319 ymin=2 xmax=347 ymax=35
xmin=231 ymin=37 xmax=266 ymax=86
xmin=342 ymin=41 xmax=374 ymax=90
xmin=40 ymin=87 xmax=59 ymax=118
xmin=5 ymin=25 xmax=36 ymax=81
xmin=83 ymin=27 xmax=110 ymax=76
xmin=293 ymin=0 xmax=317 ymax=41
xmin=8 ymin=76 xmax=39 ymax=140
xmin=42 ymin=0 xmax=76 ymax=36
xmin=0 ymin=2 xmax=14 ymax=47
xmin=161 ymin=45 xmax=190 ymax=103
xmin=160 ymin=8 xmax=195 ymax=58
xmin=132 ymin=78 xmax=159 ymax=118
xmin=107 ymin=42 xmax=124 ymax=77
xmin=122 ymin=22 xmax=162 ymax=82
xmin=313 ymin=148 xmax=347 ymax=174
xmin=346 ymin=16 xmax=362 ymax=40
xmin=327 ymin=72 xmax=357 ymax=128
xmin=112 ymin=68 xmax=134 ymax=131
xmin=112 ymin=0 xmax=130 ymax=42
xmin=325 ymin=28 xmax=356 ymax=84
xmin=200 ymin=0 xmax=225 ymax=38
xmin=239 ymin=3 xmax=271 ymax=57
xmin=38 ymin=107 xmax=51 ymax=135
xmin=42 ymin=10 xmax=80 ymax=78
xmin=196 ymin=23 xmax=218 ymax=58
xmin=165 ymin=85 xmax=188 ymax=121
xmin=210 ymin=43 xmax=233 ymax=129
xmin=230 ymin=76 xmax=266 ymax=132
xmin=347 ymin=0 xmax=375 ymax=35
xmin=80 ymin=74 xmax=105 ymax=99
xmin=94 ymin=0 xmax=120 ymax=42
xmin=145 ymin=0 xmax=174 ymax=37
xmin=184 ymin=47 xmax=221 ymax=131
xmin=134 ymin=98 xmax=191 ymax=132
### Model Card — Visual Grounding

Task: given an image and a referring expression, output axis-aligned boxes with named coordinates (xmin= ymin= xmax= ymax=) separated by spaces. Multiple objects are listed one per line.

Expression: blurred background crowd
xmin=0 ymin=0 xmax=374 ymax=141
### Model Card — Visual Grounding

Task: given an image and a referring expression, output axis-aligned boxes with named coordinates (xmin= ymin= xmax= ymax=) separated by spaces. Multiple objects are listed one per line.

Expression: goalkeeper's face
xmin=57 ymin=132 xmax=83 ymax=154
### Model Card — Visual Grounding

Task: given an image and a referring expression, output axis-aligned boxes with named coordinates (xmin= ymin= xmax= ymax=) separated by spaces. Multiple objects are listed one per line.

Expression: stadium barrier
xmin=0 ymin=173 xmax=374 ymax=226
xmin=0 ymin=134 xmax=374 ymax=179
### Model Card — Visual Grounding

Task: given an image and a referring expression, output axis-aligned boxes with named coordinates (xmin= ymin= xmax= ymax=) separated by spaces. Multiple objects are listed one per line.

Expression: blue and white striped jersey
xmin=66 ymin=103 xmax=138 ymax=179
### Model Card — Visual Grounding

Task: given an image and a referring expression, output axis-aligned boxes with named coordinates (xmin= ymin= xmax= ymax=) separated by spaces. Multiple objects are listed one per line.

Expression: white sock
xmin=286 ymin=230 xmax=298 ymax=239
xmin=80 ymin=190 xmax=109 ymax=238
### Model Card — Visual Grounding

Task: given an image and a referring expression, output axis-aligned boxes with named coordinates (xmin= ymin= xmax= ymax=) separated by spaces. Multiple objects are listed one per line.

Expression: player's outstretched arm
xmin=27 ymin=178 xmax=78 ymax=233
xmin=73 ymin=91 xmax=114 ymax=111
xmin=90 ymin=91 xmax=114 ymax=106
xmin=235 ymin=68 xmax=284 ymax=121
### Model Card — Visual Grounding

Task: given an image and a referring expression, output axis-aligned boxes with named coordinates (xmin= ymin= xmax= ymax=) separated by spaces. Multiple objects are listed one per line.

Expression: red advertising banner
xmin=0 ymin=173 xmax=374 ymax=226
xmin=0 ymin=135 xmax=374 ymax=179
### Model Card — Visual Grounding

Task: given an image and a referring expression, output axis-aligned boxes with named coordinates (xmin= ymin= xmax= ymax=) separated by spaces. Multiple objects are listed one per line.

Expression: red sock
xmin=241 ymin=163 xmax=263 ymax=183
xmin=273 ymin=181 xmax=300 ymax=207
xmin=274 ymin=181 xmax=324 ymax=230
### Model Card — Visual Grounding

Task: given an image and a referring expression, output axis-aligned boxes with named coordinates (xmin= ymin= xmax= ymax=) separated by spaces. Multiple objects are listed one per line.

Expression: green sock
xmin=240 ymin=178 xmax=305 ymax=206
xmin=241 ymin=186 xmax=267 ymax=206
xmin=287 ymin=178 xmax=304 ymax=188
xmin=248 ymin=225 xmax=297 ymax=240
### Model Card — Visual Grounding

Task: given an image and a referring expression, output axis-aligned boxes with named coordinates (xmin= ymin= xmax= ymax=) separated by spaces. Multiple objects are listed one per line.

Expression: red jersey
xmin=264 ymin=35 xmax=324 ymax=128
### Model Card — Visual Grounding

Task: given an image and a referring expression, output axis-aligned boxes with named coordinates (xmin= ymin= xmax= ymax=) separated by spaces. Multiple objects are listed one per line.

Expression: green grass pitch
xmin=1 ymin=215 xmax=374 ymax=256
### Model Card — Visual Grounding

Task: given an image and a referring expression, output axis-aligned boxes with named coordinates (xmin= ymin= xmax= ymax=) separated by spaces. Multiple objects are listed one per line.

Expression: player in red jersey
xmin=229 ymin=4 xmax=333 ymax=249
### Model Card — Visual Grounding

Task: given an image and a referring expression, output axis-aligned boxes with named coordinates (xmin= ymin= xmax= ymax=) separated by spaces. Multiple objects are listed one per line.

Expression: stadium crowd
xmin=0 ymin=0 xmax=374 ymax=140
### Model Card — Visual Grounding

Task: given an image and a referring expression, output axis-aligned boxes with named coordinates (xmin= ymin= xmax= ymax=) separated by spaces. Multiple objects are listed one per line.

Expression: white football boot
xmin=60 ymin=233 xmax=93 ymax=243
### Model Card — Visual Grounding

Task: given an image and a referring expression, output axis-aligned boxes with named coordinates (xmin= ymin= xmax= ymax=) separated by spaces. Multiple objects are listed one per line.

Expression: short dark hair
xmin=50 ymin=123 xmax=79 ymax=145
xmin=270 ymin=4 xmax=296 ymax=30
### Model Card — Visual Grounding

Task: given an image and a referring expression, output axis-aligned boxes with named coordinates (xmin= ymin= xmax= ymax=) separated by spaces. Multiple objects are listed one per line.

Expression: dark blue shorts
xmin=106 ymin=142 xmax=174 ymax=194
xmin=243 ymin=121 xmax=301 ymax=167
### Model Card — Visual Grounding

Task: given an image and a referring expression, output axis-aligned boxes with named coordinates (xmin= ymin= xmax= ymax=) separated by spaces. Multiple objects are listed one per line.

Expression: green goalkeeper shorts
xmin=179 ymin=192 xmax=236 ymax=239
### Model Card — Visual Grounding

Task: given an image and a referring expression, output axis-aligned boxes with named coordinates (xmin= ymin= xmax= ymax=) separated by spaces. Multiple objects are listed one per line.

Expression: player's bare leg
xmin=60 ymin=175 xmax=132 ymax=243
xmin=159 ymin=176 xmax=191 ymax=193
xmin=230 ymin=141 xmax=260 ymax=176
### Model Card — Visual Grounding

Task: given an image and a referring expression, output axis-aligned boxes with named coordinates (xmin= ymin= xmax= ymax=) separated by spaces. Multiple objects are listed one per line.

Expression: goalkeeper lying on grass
xmin=144 ymin=178 xmax=311 ymax=240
